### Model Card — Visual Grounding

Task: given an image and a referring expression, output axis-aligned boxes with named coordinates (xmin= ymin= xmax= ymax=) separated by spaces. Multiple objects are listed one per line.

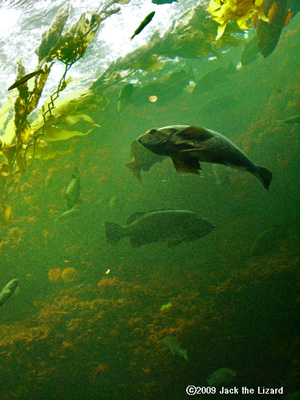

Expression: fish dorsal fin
xmin=177 ymin=126 xmax=214 ymax=141
xmin=147 ymin=209 xmax=174 ymax=213
xmin=171 ymin=158 xmax=201 ymax=175
xmin=126 ymin=212 xmax=148 ymax=225
xmin=127 ymin=209 xmax=178 ymax=224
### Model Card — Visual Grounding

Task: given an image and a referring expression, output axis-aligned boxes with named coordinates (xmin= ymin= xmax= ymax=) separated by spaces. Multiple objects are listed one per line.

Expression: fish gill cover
xmin=0 ymin=0 xmax=299 ymax=399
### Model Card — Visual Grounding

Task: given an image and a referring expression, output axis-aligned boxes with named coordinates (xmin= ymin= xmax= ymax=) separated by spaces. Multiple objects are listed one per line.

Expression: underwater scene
xmin=0 ymin=0 xmax=299 ymax=399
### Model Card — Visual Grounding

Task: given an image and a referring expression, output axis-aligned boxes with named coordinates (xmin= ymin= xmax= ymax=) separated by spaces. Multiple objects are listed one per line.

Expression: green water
xmin=0 ymin=1 xmax=299 ymax=399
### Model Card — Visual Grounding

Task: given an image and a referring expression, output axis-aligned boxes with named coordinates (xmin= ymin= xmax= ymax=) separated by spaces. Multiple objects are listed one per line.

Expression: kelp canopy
xmin=1 ymin=0 xmax=290 ymax=218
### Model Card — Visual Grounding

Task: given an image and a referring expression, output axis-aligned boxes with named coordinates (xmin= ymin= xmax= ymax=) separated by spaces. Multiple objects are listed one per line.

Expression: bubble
xmin=149 ymin=95 xmax=158 ymax=103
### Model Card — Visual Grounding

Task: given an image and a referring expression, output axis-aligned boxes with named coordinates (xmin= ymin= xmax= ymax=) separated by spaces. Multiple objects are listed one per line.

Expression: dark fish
xmin=105 ymin=209 xmax=215 ymax=248
xmin=124 ymin=140 xmax=165 ymax=183
xmin=138 ymin=125 xmax=273 ymax=190
xmin=130 ymin=11 xmax=155 ymax=40
xmin=276 ymin=115 xmax=300 ymax=124
xmin=152 ymin=0 xmax=177 ymax=4
xmin=117 ymin=83 xmax=134 ymax=113
xmin=8 ymin=70 xmax=43 ymax=91
xmin=64 ymin=168 xmax=81 ymax=209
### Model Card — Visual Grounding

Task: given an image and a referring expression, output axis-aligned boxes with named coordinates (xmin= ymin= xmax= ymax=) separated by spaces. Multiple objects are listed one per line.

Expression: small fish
xmin=105 ymin=209 xmax=215 ymax=248
xmin=0 ymin=279 xmax=19 ymax=307
xmin=206 ymin=368 xmax=236 ymax=387
xmin=64 ymin=168 xmax=81 ymax=210
xmin=276 ymin=115 xmax=300 ymax=124
xmin=130 ymin=11 xmax=155 ymax=40
xmin=8 ymin=70 xmax=43 ymax=91
xmin=163 ymin=335 xmax=189 ymax=362
xmin=117 ymin=84 xmax=135 ymax=113
xmin=124 ymin=140 xmax=165 ymax=183
xmin=152 ymin=0 xmax=177 ymax=4
xmin=138 ymin=125 xmax=272 ymax=190
xmin=55 ymin=207 xmax=79 ymax=221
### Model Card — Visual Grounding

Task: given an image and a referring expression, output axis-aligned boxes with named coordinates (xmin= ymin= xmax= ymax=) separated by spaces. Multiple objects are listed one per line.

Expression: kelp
xmin=0 ymin=93 xmax=15 ymax=132
xmin=91 ymin=2 xmax=245 ymax=92
xmin=0 ymin=1 xmax=120 ymax=213
xmin=0 ymin=0 xmax=269 ymax=219
xmin=31 ymin=88 xmax=103 ymax=141
xmin=209 ymin=0 xmax=268 ymax=40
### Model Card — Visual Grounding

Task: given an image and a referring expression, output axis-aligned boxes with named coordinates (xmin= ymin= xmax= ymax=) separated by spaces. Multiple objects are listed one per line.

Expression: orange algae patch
xmin=89 ymin=363 xmax=109 ymax=385
xmin=97 ymin=276 xmax=117 ymax=288
xmin=61 ymin=340 xmax=73 ymax=349
xmin=48 ymin=268 xmax=61 ymax=282
xmin=61 ymin=267 xmax=79 ymax=283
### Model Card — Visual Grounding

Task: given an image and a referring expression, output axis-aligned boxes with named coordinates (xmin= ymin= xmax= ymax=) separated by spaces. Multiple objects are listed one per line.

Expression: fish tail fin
xmin=124 ymin=162 xmax=142 ymax=183
xmin=72 ymin=167 xmax=80 ymax=178
xmin=253 ymin=165 xmax=273 ymax=190
xmin=105 ymin=222 xmax=125 ymax=244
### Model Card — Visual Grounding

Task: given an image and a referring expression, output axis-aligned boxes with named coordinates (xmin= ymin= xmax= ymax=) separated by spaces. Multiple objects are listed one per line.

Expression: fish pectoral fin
xmin=171 ymin=157 xmax=201 ymax=175
xmin=124 ymin=162 xmax=142 ymax=184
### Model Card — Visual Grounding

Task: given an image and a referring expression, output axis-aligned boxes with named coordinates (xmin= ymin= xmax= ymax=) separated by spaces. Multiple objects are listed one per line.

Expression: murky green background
xmin=0 ymin=1 xmax=299 ymax=399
